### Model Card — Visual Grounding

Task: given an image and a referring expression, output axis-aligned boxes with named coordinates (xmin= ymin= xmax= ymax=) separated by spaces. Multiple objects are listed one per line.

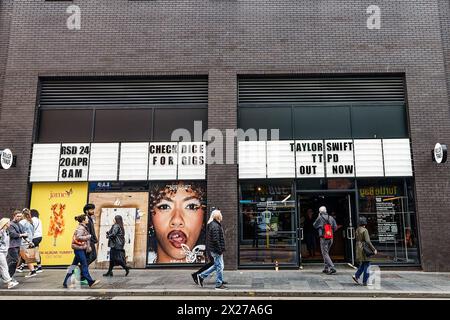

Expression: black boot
xmin=103 ymin=271 xmax=113 ymax=277
xmin=125 ymin=267 xmax=130 ymax=277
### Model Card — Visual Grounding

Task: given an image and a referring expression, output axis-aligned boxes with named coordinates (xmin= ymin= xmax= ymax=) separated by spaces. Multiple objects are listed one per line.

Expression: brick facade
xmin=1 ymin=0 xmax=450 ymax=271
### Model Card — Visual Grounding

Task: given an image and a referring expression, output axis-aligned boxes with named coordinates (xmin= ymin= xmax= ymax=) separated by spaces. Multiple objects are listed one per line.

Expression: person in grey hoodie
xmin=0 ymin=218 xmax=19 ymax=289
xmin=313 ymin=206 xmax=338 ymax=275
xmin=7 ymin=210 xmax=28 ymax=279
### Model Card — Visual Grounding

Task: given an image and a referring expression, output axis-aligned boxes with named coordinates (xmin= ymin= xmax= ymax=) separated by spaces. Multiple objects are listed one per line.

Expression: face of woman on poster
xmin=151 ymin=185 xmax=205 ymax=263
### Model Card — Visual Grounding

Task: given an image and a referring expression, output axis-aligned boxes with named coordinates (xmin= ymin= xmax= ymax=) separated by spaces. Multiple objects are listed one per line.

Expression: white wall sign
xmin=59 ymin=143 xmax=90 ymax=181
xmin=119 ymin=143 xmax=149 ymax=181
xmin=148 ymin=143 xmax=178 ymax=180
xmin=354 ymin=139 xmax=384 ymax=177
xmin=383 ymin=139 xmax=413 ymax=177
xmin=0 ymin=149 xmax=13 ymax=170
xmin=238 ymin=141 xmax=266 ymax=179
xmin=267 ymin=141 xmax=295 ymax=178
xmin=238 ymin=138 xmax=413 ymax=179
xmin=30 ymin=144 xmax=61 ymax=182
xmin=433 ymin=143 xmax=448 ymax=164
xmin=325 ymin=140 xmax=355 ymax=178
xmin=88 ymin=143 xmax=119 ymax=181
xmin=177 ymin=142 xmax=206 ymax=180
xmin=294 ymin=140 xmax=325 ymax=178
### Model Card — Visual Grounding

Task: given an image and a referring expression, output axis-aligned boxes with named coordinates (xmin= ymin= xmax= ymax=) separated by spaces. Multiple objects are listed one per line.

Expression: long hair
xmin=22 ymin=209 xmax=32 ymax=223
xmin=114 ymin=215 xmax=125 ymax=234
xmin=208 ymin=210 xmax=222 ymax=224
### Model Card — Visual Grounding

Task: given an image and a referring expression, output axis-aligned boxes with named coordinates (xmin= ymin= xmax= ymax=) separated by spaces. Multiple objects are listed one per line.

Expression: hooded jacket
xmin=8 ymin=220 xmax=23 ymax=248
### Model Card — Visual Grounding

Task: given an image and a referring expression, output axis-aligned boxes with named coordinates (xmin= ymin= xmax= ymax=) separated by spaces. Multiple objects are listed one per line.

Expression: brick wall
xmin=1 ymin=0 xmax=450 ymax=270
xmin=0 ymin=0 xmax=13 ymax=122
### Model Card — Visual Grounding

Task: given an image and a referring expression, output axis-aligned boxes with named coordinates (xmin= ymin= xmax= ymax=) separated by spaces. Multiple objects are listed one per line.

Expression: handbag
xmin=362 ymin=242 xmax=375 ymax=257
xmin=20 ymin=246 xmax=37 ymax=264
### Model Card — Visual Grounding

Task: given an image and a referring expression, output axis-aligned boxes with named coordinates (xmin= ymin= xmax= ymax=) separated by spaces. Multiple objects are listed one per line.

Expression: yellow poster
xmin=30 ymin=182 xmax=88 ymax=266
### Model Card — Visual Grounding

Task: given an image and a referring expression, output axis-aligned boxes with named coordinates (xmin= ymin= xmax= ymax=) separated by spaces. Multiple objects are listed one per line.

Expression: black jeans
xmin=6 ymin=247 xmax=20 ymax=277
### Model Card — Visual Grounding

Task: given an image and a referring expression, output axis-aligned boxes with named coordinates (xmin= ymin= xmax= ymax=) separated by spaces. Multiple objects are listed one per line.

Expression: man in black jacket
xmin=83 ymin=204 xmax=98 ymax=265
xmin=191 ymin=208 xmax=227 ymax=286
xmin=197 ymin=210 xmax=227 ymax=290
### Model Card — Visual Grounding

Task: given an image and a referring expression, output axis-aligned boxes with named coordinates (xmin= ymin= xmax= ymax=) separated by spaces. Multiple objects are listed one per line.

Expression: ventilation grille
xmin=39 ymin=77 xmax=208 ymax=107
xmin=238 ymin=76 xmax=405 ymax=105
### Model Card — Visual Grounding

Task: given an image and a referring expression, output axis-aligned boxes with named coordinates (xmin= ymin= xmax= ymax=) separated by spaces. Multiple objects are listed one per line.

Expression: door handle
xmin=347 ymin=227 xmax=355 ymax=240
xmin=300 ymin=228 xmax=304 ymax=240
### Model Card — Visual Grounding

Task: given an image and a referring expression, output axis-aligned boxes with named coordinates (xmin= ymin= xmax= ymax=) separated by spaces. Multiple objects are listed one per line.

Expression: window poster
xmin=30 ymin=182 xmax=88 ymax=265
xmin=147 ymin=181 xmax=207 ymax=264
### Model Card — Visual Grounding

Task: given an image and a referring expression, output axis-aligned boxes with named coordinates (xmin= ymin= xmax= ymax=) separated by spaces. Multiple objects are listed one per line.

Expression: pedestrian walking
xmin=352 ymin=216 xmax=377 ymax=286
xmin=191 ymin=208 xmax=227 ymax=286
xmin=83 ymin=204 xmax=98 ymax=265
xmin=103 ymin=215 xmax=130 ymax=277
xmin=197 ymin=210 xmax=227 ymax=290
xmin=313 ymin=206 xmax=338 ymax=275
xmin=7 ymin=210 xmax=28 ymax=279
xmin=0 ymin=218 xmax=19 ymax=289
xmin=31 ymin=209 xmax=43 ymax=273
xmin=63 ymin=214 xmax=100 ymax=288
xmin=18 ymin=209 xmax=37 ymax=278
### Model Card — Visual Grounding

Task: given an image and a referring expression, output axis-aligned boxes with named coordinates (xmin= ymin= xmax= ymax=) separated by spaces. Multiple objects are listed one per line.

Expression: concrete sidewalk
xmin=1 ymin=265 xmax=450 ymax=298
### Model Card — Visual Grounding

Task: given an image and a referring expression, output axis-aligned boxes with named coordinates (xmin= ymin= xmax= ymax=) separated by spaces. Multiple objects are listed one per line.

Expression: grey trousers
xmin=320 ymin=238 xmax=335 ymax=270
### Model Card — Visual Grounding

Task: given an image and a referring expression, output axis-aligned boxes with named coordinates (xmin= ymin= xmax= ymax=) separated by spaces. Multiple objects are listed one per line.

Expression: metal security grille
xmin=238 ymin=76 xmax=405 ymax=105
xmin=39 ymin=77 xmax=208 ymax=108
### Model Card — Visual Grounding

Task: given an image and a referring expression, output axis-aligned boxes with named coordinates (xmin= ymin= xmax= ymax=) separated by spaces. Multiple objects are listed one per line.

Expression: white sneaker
xmin=7 ymin=281 xmax=19 ymax=289
xmin=35 ymin=266 xmax=43 ymax=273
xmin=16 ymin=266 xmax=24 ymax=273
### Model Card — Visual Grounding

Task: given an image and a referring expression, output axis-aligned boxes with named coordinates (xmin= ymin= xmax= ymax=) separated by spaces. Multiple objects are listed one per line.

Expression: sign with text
xmin=177 ymin=142 xmax=206 ymax=180
xmin=59 ymin=144 xmax=90 ymax=181
xmin=0 ymin=149 xmax=13 ymax=170
xmin=293 ymin=140 xmax=325 ymax=178
xmin=325 ymin=140 xmax=355 ymax=178
xmin=148 ymin=143 xmax=178 ymax=180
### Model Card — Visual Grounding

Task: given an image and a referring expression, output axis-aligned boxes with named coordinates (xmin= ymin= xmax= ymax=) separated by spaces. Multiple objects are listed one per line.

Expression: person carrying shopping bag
xmin=63 ymin=214 xmax=100 ymax=288
xmin=352 ymin=216 xmax=378 ymax=286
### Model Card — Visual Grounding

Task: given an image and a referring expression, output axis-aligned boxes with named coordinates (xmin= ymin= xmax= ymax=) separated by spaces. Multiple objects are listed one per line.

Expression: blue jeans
xmin=199 ymin=252 xmax=224 ymax=287
xmin=63 ymin=250 xmax=94 ymax=287
xmin=355 ymin=261 xmax=371 ymax=284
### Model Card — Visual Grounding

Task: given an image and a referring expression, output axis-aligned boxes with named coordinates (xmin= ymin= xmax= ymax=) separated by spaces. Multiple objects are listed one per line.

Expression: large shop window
xmin=351 ymin=105 xmax=407 ymax=138
xmin=94 ymin=109 xmax=153 ymax=142
xmin=293 ymin=106 xmax=351 ymax=139
xmin=38 ymin=109 xmax=93 ymax=143
xmin=239 ymin=181 xmax=297 ymax=266
xmin=357 ymin=178 xmax=419 ymax=264
xmin=239 ymin=107 xmax=292 ymax=140
xmin=153 ymin=108 xmax=207 ymax=142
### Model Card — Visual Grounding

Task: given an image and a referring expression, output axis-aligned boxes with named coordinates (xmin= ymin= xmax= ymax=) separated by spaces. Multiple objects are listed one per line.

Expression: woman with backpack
xmin=353 ymin=216 xmax=377 ymax=286
xmin=63 ymin=214 xmax=100 ymax=288
xmin=103 ymin=215 xmax=130 ymax=277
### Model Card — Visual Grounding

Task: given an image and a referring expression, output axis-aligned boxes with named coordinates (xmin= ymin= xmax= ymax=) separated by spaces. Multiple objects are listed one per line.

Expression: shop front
xmin=237 ymin=75 xmax=420 ymax=268
xmin=28 ymin=77 xmax=209 ymax=268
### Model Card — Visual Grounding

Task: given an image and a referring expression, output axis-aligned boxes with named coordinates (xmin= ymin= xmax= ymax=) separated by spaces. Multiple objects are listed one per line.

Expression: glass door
xmin=298 ymin=192 xmax=356 ymax=265
xmin=239 ymin=182 xmax=299 ymax=267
